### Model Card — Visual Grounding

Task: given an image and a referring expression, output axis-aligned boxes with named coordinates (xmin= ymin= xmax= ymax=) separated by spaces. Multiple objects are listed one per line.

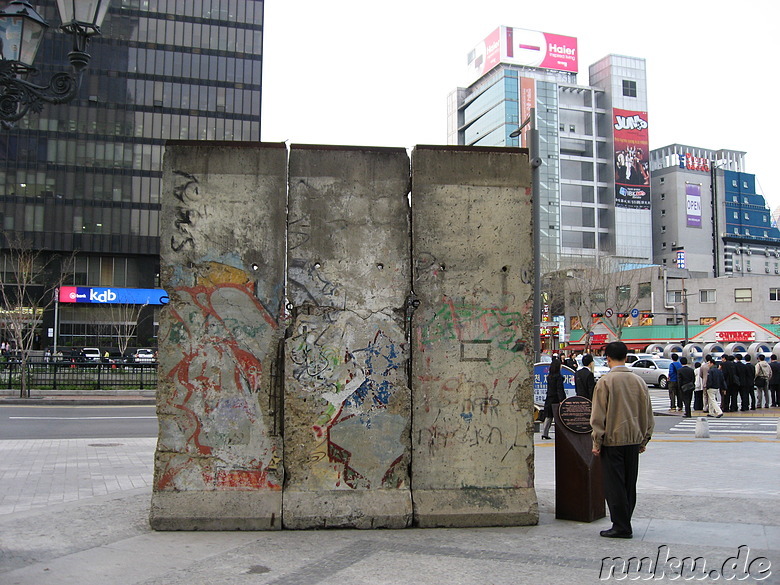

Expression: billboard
xmin=686 ymin=183 xmax=702 ymax=227
xmin=466 ymin=26 xmax=578 ymax=84
xmin=519 ymin=77 xmax=535 ymax=148
xmin=59 ymin=287 xmax=169 ymax=305
xmin=613 ymin=108 xmax=650 ymax=210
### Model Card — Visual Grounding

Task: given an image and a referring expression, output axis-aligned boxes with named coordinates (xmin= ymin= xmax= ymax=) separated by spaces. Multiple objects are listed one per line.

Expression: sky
xmin=262 ymin=0 xmax=779 ymax=212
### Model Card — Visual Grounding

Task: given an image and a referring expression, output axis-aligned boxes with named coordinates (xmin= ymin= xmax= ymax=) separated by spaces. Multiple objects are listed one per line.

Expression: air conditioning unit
xmin=766 ymin=267 xmax=771 ymax=273
xmin=735 ymin=264 xmax=741 ymax=270
xmin=746 ymin=249 xmax=752 ymax=255
xmin=735 ymin=249 xmax=741 ymax=255
xmin=747 ymin=266 xmax=752 ymax=271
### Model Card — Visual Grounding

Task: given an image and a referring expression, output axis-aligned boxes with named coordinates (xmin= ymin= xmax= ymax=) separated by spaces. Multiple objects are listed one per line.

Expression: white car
xmin=628 ymin=358 xmax=674 ymax=388
xmin=575 ymin=355 xmax=610 ymax=380
xmin=132 ymin=348 xmax=156 ymax=363
xmin=81 ymin=347 xmax=101 ymax=362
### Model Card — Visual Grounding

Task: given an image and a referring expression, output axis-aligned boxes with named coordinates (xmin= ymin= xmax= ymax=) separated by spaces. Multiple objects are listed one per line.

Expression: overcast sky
xmin=262 ymin=1 xmax=779 ymax=211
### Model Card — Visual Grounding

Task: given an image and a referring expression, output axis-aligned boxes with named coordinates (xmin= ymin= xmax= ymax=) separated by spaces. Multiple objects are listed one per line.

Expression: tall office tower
xmin=448 ymin=27 xmax=652 ymax=272
xmin=0 ymin=0 xmax=264 ymax=348
xmin=650 ymin=144 xmax=780 ymax=277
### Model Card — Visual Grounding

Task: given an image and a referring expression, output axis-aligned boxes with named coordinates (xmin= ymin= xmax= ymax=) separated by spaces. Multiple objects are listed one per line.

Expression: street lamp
xmin=510 ymin=109 xmax=543 ymax=360
xmin=0 ymin=0 xmax=110 ymax=125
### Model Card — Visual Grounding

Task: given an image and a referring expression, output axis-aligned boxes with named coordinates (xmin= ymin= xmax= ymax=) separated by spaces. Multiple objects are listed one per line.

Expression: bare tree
xmin=564 ymin=260 xmax=648 ymax=349
xmin=0 ymin=233 xmax=74 ymax=397
xmin=109 ymin=302 xmax=148 ymax=358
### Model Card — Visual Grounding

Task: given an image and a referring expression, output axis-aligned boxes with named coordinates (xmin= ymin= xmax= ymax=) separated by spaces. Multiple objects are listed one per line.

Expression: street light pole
xmin=511 ymin=108 xmax=542 ymax=360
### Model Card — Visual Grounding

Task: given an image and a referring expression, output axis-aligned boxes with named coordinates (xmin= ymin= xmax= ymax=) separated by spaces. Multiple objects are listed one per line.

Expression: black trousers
xmin=600 ymin=444 xmax=640 ymax=535
xmin=680 ymin=388 xmax=693 ymax=417
xmin=739 ymin=386 xmax=752 ymax=411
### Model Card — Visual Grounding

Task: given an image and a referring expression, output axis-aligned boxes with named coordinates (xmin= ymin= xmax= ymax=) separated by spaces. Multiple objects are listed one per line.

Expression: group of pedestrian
xmin=667 ymin=352 xmax=779 ymax=417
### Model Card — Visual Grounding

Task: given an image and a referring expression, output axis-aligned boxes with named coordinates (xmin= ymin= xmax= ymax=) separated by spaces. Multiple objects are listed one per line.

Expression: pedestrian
xmin=699 ymin=355 xmax=712 ymax=412
xmin=720 ymin=355 xmax=739 ymax=412
xmin=704 ymin=355 xmax=724 ymax=418
xmin=541 ymin=357 xmax=566 ymax=440
xmin=743 ymin=354 xmax=756 ymax=410
xmin=693 ymin=361 xmax=704 ymax=411
xmin=677 ymin=357 xmax=696 ymax=418
xmin=575 ymin=353 xmax=596 ymax=400
xmin=754 ymin=354 xmax=772 ymax=408
xmin=563 ymin=354 xmax=577 ymax=370
xmin=667 ymin=353 xmax=683 ymax=412
xmin=769 ymin=355 xmax=780 ymax=408
xmin=590 ymin=341 xmax=654 ymax=539
xmin=734 ymin=354 xmax=753 ymax=412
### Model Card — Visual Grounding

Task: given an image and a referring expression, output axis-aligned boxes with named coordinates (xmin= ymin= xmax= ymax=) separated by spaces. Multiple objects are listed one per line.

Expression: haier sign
xmin=59 ymin=287 xmax=168 ymax=305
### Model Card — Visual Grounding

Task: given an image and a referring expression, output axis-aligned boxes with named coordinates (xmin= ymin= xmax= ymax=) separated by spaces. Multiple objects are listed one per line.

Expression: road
xmin=0 ymin=405 xmax=158 ymax=440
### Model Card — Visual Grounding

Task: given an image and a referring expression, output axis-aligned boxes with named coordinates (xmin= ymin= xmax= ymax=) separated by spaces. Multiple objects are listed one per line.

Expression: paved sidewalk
xmin=0 ymin=430 xmax=778 ymax=585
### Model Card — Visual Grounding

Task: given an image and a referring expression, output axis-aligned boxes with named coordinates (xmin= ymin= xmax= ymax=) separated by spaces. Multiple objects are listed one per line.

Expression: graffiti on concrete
xmin=414 ymin=298 xmax=531 ymax=457
xmin=156 ymin=263 xmax=281 ymax=492
xmin=170 ymin=170 xmax=202 ymax=253
xmin=288 ymin=313 xmax=408 ymax=489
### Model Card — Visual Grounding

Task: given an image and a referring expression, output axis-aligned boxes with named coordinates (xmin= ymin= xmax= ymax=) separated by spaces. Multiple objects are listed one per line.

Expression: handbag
xmin=681 ymin=381 xmax=695 ymax=392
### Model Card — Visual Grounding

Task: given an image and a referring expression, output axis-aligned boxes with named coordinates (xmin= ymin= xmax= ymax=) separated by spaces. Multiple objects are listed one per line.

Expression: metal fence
xmin=0 ymin=359 xmax=158 ymax=391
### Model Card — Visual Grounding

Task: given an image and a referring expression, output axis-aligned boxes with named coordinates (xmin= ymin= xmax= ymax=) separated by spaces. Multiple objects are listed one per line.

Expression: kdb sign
xmin=59 ymin=287 xmax=168 ymax=305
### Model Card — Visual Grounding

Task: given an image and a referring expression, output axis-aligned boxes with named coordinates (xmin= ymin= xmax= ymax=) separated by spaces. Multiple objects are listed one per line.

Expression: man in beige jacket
xmin=590 ymin=341 xmax=655 ymax=539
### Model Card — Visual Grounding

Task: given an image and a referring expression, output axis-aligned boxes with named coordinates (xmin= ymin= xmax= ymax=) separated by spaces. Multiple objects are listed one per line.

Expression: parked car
xmin=132 ymin=348 xmax=156 ymax=363
xmin=81 ymin=347 xmax=102 ymax=362
xmin=628 ymin=357 xmax=673 ymax=388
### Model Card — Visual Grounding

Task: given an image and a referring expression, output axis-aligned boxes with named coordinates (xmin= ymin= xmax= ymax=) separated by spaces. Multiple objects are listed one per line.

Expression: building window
xmin=660 ymin=177 xmax=665 ymax=184
xmin=770 ymin=288 xmax=780 ymax=301
xmin=666 ymin=290 xmax=683 ymax=304
xmin=732 ymin=180 xmax=738 ymax=187
xmin=733 ymin=212 xmax=739 ymax=219
xmin=735 ymin=288 xmax=752 ymax=302
xmin=569 ymin=125 xmax=576 ymax=132
xmin=639 ymin=282 xmax=651 ymax=298
xmin=700 ymin=290 xmax=716 ymax=303
xmin=661 ymin=226 xmax=666 ymax=233
xmin=743 ymin=182 xmax=749 ymax=189
xmin=616 ymin=285 xmax=631 ymax=302
xmin=660 ymin=193 xmax=665 ymax=200
xmin=622 ymin=79 xmax=637 ymax=97
xmin=660 ymin=210 xmax=666 ymax=216
xmin=591 ymin=289 xmax=606 ymax=303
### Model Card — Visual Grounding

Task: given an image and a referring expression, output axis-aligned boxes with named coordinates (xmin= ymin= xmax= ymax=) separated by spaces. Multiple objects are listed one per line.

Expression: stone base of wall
xmin=283 ymin=489 xmax=413 ymax=529
xmin=149 ymin=491 xmax=282 ymax=531
xmin=412 ymin=488 xmax=539 ymax=528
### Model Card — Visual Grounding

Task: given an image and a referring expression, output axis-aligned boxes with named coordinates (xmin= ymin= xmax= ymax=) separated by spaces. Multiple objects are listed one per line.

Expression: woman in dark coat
xmin=542 ymin=358 xmax=566 ymax=439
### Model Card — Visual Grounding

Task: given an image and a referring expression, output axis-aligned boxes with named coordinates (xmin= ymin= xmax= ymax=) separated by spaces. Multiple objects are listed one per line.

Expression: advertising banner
xmin=519 ymin=77 xmax=535 ymax=148
xmin=533 ymin=363 xmax=576 ymax=405
xmin=686 ymin=183 xmax=702 ymax=227
xmin=613 ymin=108 xmax=650 ymax=210
xmin=59 ymin=286 xmax=168 ymax=305
xmin=466 ymin=26 xmax=578 ymax=84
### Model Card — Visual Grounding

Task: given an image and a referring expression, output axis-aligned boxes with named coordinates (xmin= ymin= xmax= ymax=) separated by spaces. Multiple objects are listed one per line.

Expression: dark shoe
xmin=716 ymin=414 xmax=723 ymax=418
xmin=600 ymin=528 xmax=633 ymax=539
xmin=541 ymin=435 xmax=551 ymax=440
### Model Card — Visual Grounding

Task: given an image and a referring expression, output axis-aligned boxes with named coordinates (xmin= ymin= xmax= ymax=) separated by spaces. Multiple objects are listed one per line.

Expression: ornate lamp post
xmin=0 ymin=0 xmax=110 ymax=125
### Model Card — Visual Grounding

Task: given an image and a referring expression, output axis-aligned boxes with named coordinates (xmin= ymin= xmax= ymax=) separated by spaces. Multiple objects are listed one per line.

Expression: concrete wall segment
xmin=151 ymin=143 xmax=287 ymax=530
xmin=284 ymin=145 xmax=413 ymax=528
xmin=410 ymin=145 xmax=537 ymax=527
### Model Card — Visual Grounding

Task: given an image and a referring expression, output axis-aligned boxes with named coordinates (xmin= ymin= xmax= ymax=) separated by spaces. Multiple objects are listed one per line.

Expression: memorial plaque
xmin=558 ymin=395 xmax=592 ymax=434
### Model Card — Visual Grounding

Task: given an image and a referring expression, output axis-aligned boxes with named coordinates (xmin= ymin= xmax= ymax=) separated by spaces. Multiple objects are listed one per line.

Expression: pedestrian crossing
xmin=668 ymin=417 xmax=778 ymax=435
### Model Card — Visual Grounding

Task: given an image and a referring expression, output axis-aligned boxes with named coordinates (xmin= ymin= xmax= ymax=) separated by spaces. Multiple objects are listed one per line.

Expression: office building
xmin=448 ymin=26 xmax=653 ymax=272
xmin=0 ymin=0 xmax=264 ymax=350
xmin=649 ymin=144 xmax=780 ymax=278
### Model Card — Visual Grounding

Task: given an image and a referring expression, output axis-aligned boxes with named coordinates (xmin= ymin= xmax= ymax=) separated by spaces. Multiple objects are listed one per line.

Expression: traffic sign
xmin=605 ymin=308 xmax=614 ymax=318
xmin=631 ymin=308 xmax=639 ymax=319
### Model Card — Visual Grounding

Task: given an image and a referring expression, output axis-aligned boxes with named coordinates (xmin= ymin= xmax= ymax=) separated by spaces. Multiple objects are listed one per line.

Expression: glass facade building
xmin=0 ymin=0 xmax=264 ymax=349
xmin=649 ymin=145 xmax=780 ymax=278
xmin=448 ymin=42 xmax=653 ymax=273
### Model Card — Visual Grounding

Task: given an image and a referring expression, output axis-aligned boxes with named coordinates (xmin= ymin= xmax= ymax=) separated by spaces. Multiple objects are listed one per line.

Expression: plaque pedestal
xmin=552 ymin=399 xmax=605 ymax=523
